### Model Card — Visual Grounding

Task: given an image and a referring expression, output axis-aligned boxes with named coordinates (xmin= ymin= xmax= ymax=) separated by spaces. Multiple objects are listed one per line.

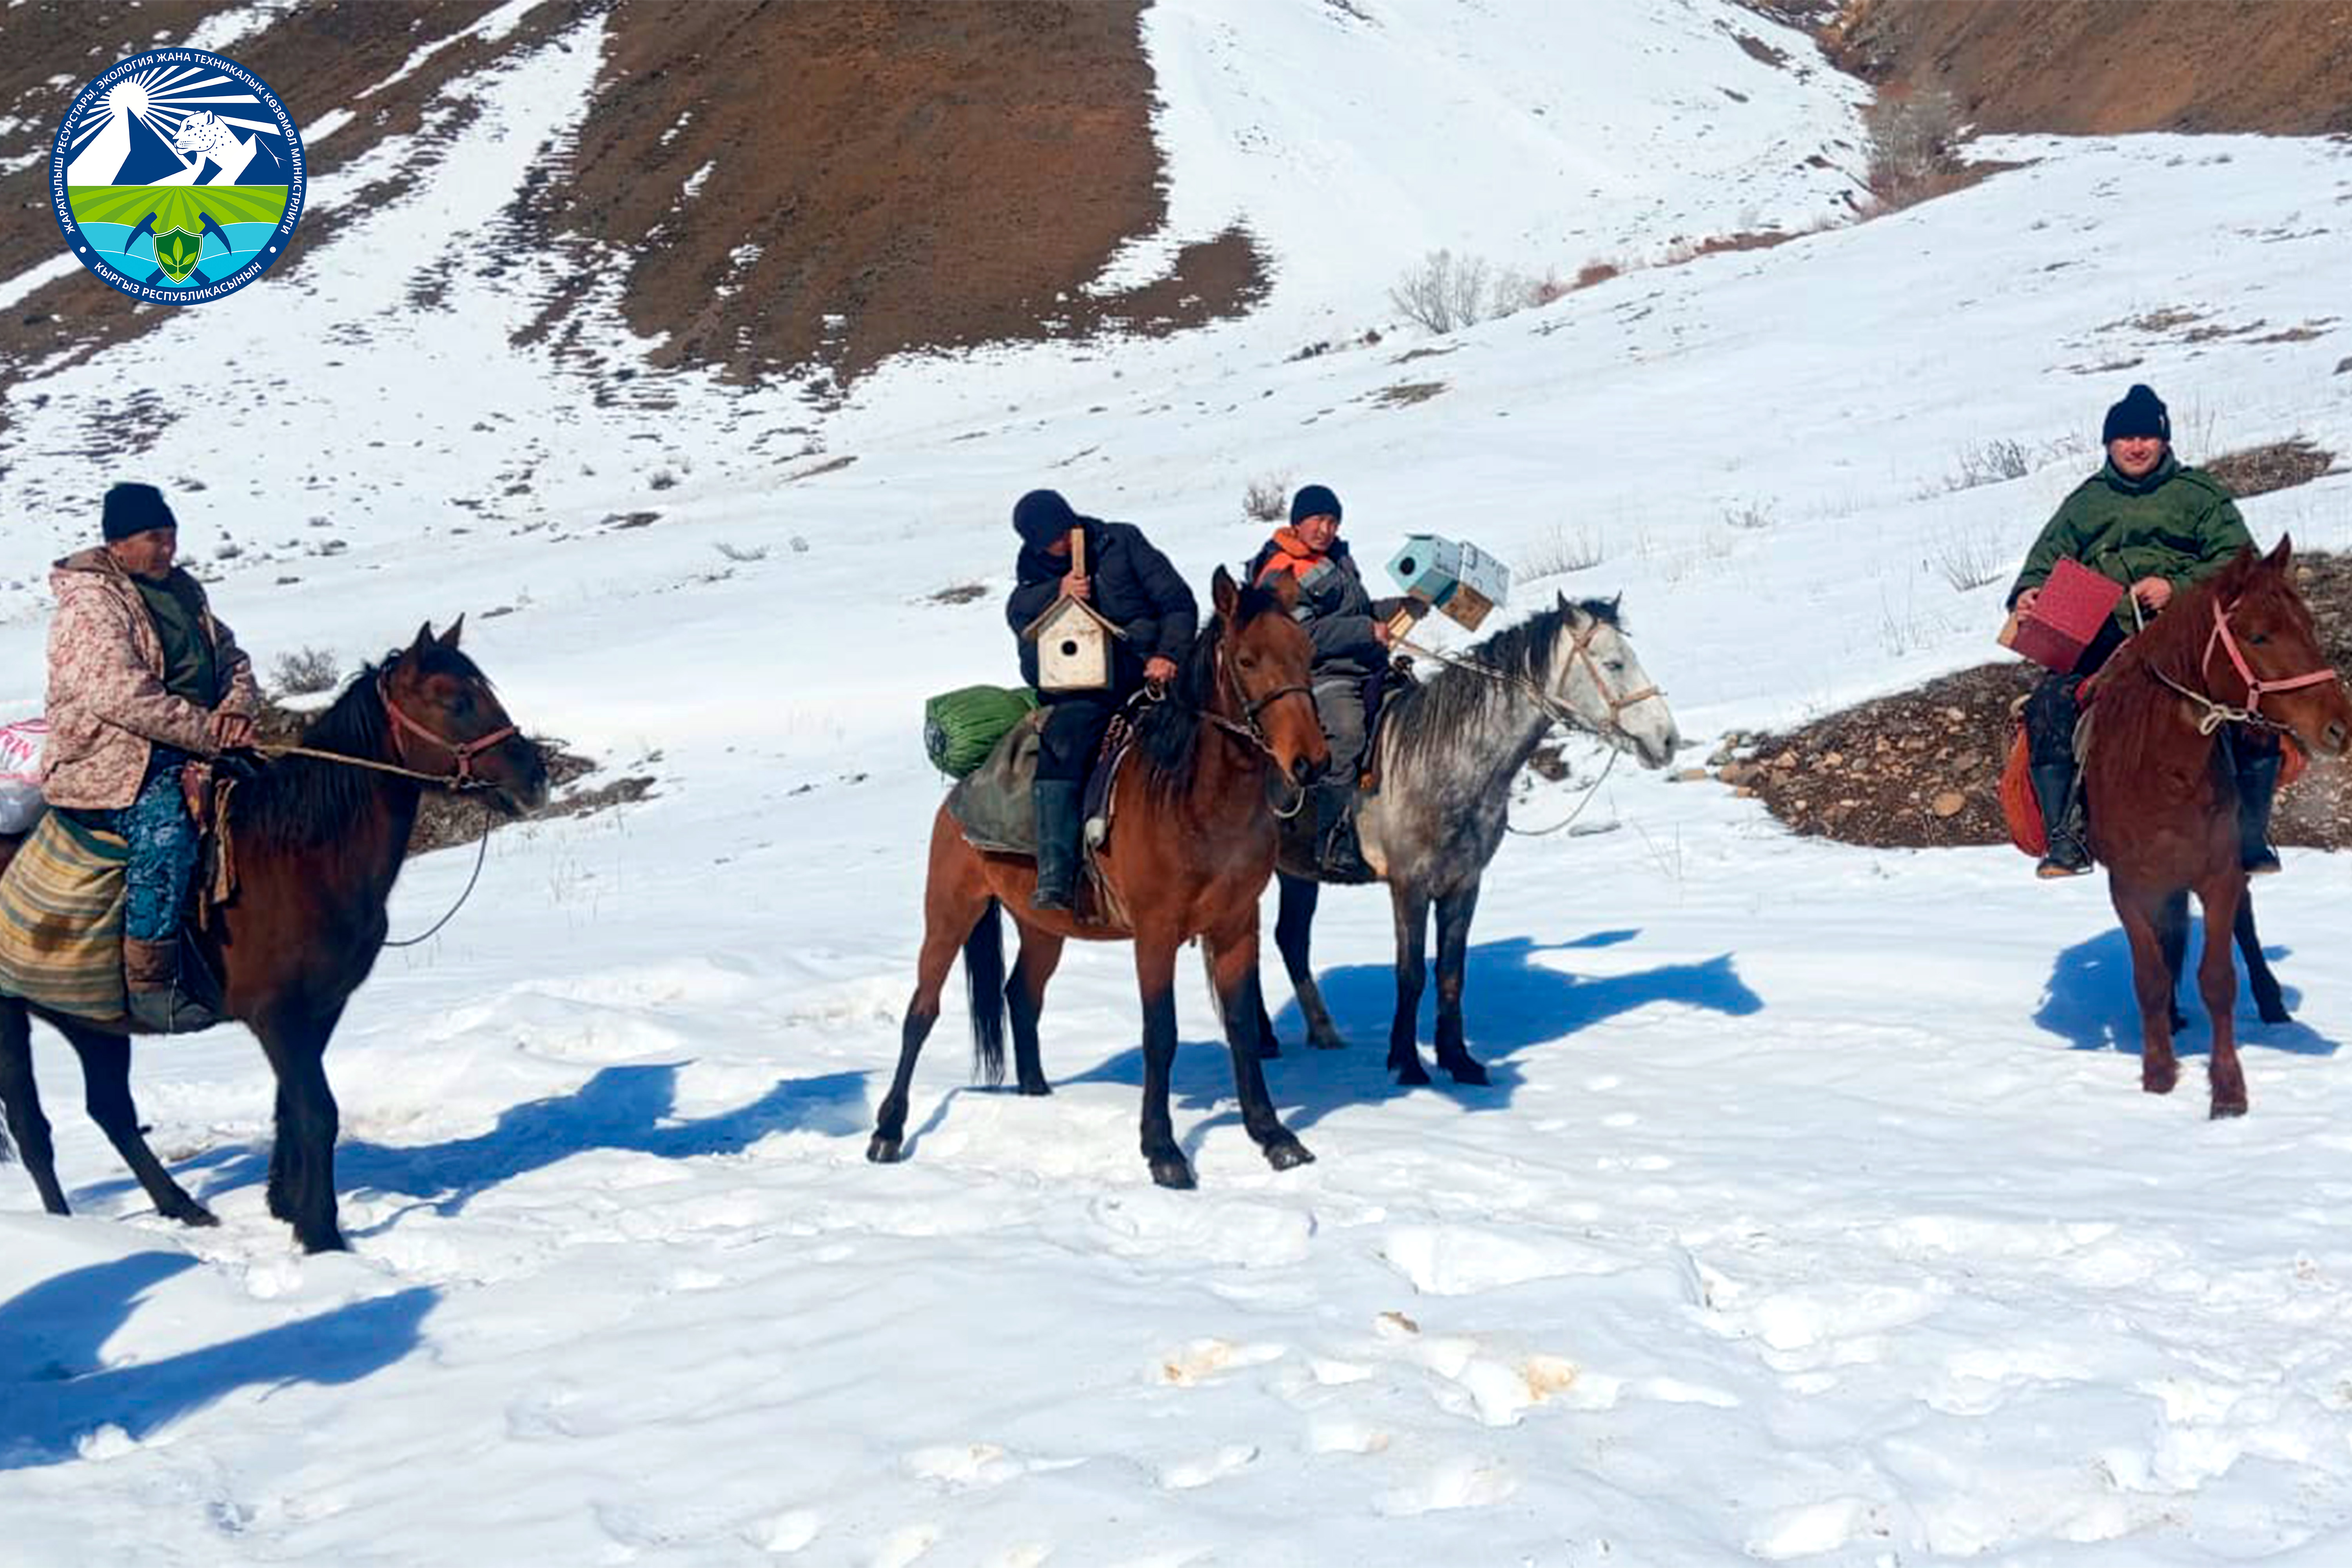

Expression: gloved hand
xmin=212 ymin=747 xmax=267 ymax=784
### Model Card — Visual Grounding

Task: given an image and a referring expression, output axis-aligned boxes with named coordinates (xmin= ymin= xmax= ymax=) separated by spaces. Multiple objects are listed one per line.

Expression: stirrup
xmin=2035 ymin=855 xmax=2092 ymax=880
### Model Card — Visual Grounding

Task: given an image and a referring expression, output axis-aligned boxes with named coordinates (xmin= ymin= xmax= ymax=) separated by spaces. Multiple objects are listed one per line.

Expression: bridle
xmin=2154 ymin=598 xmax=2338 ymax=737
xmin=1401 ymin=610 xmax=1665 ymax=746
xmin=377 ymin=671 xmax=518 ymax=787
xmin=1562 ymin=614 xmax=1662 ymax=738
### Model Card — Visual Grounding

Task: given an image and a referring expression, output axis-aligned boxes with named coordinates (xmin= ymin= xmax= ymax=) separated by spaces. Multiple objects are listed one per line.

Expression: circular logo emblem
xmin=48 ymin=48 xmax=305 ymax=306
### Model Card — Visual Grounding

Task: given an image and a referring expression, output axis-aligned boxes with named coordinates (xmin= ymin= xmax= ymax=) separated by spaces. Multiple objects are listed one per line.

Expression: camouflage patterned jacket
xmin=40 ymin=546 xmax=259 ymax=810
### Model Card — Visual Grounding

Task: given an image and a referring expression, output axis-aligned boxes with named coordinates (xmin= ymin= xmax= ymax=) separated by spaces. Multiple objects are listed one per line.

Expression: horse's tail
xmin=964 ymin=898 xmax=1007 ymax=1087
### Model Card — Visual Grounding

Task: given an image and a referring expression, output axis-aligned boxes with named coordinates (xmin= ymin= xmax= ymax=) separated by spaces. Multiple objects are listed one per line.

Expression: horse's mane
xmin=232 ymin=644 xmax=488 ymax=846
xmin=1387 ymin=597 xmax=1616 ymax=768
xmin=1132 ymin=581 xmax=1288 ymax=789
xmin=2087 ymin=551 xmax=2268 ymax=778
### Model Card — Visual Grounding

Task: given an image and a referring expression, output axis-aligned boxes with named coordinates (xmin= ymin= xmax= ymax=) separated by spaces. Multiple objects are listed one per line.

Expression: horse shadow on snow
xmin=0 ymin=1252 xmax=434 ymax=1470
xmin=1067 ymin=929 xmax=1764 ymax=1136
xmin=2036 ymin=921 xmax=2341 ymax=1058
xmin=80 ymin=1064 xmax=871 ymax=1226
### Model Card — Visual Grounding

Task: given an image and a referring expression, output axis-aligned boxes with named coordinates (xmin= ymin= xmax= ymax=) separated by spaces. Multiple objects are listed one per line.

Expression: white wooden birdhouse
xmin=1023 ymin=595 xmax=1122 ymax=692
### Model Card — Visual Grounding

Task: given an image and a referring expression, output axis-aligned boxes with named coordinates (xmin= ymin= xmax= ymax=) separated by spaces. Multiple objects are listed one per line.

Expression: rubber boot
xmin=2029 ymin=762 xmax=2091 ymax=878
xmin=1313 ymin=784 xmax=1376 ymax=882
xmin=2236 ymin=749 xmax=2283 ymax=877
xmin=123 ymin=935 xmax=218 ymax=1034
xmin=1030 ymin=779 xmax=1083 ymax=912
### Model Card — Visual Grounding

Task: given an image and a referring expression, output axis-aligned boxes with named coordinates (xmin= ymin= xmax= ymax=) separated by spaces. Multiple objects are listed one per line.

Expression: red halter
xmin=377 ymin=674 xmax=517 ymax=784
xmin=2203 ymin=600 xmax=2338 ymax=719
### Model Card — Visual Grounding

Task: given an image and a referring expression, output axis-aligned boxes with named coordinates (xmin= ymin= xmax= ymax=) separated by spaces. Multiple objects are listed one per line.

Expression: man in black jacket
xmin=1006 ymin=489 xmax=1197 ymax=911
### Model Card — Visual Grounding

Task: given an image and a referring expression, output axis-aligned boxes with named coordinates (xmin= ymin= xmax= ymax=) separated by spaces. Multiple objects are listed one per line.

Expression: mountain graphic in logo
xmin=48 ymin=47 xmax=307 ymax=305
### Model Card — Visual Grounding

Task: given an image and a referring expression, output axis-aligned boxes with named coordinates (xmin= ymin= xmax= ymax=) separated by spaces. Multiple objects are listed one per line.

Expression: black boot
xmin=1030 ymin=779 xmax=1083 ymax=912
xmin=2236 ymin=749 xmax=2283 ymax=876
xmin=1313 ymin=784 xmax=1376 ymax=882
xmin=123 ymin=935 xmax=219 ymax=1034
xmin=2029 ymin=762 xmax=2092 ymax=878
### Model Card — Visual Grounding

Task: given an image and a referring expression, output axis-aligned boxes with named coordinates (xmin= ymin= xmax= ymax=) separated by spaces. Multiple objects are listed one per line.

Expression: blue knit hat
xmin=1289 ymin=483 xmax=1342 ymax=526
xmin=1012 ymin=489 xmax=1079 ymax=548
xmin=2101 ymin=384 xmax=2170 ymax=445
xmin=102 ymin=482 xmax=177 ymax=541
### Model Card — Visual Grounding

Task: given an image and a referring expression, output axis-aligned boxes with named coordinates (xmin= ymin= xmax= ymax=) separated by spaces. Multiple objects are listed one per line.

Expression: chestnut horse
xmin=0 ymin=622 xmax=548 ymax=1250
xmin=2082 ymin=539 xmax=2352 ymax=1116
xmin=870 ymin=567 xmax=1329 ymax=1188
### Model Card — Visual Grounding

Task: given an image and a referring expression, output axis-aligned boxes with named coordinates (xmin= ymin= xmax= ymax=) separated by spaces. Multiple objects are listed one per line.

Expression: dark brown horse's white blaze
xmin=0 ymin=621 xmax=548 ymax=1250
xmin=2082 ymin=539 xmax=2352 ymax=1117
xmin=871 ymin=567 xmax=1329 ymax=1188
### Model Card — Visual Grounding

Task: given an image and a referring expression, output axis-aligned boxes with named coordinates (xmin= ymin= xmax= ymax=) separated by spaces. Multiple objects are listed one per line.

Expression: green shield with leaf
xmin=152 ymin=227 xmax=203 ymax=284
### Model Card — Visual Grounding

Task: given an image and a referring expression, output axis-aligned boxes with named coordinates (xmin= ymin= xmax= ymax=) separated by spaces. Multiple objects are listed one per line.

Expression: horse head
xmin=1550 ymin=592 xmax=1682 ymax=769
xmin=379 ymin=619 xmax=551 ymax=814
xmin=2209 ymin=537 xmax=2352 ymax=759
xmin=1211 ymin=565 xmax=1327 ymax=790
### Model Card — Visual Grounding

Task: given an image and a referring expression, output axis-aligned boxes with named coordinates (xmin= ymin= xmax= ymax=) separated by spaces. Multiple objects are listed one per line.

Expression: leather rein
xmin=2151 ymin=599 xmax=2338 ymax=738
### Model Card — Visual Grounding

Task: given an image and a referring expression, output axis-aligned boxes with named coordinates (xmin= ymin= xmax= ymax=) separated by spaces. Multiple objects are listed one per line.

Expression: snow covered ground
xmin=7 ymin=1 xmax=2352 ymax=1562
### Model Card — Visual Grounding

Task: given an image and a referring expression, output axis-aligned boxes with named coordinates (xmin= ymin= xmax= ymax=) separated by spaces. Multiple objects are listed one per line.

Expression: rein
xmin=1145 ymin=644 xmax=1314 ymax=818
xmin=2148 ymin=598 xmax=2339 ymax=738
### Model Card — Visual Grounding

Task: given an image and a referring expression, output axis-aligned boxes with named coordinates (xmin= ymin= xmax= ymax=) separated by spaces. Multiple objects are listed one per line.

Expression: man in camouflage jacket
xmin=44 ymin=482 xmax=260 ymax=1029
xmin=2003 ymin=384 xmax=2268 ymax=878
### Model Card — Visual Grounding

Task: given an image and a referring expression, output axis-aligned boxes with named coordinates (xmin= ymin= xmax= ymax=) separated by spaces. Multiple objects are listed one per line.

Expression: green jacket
xmin=2005 ymin=455 xmax=2253 ymax=631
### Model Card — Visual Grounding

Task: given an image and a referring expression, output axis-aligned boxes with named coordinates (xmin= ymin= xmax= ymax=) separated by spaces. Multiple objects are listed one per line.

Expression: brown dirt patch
xmin=2205 ymin=441 xmax=2336 ymax=501
xmin=1718 ymin=552 xmax=2352 ymax=851
xmin=1827 ymin=1 xmax=2352 ymax=136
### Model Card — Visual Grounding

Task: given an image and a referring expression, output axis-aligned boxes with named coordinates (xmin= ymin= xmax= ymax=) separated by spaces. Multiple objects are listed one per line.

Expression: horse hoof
xmin=1441 ymin=1057 xmax=1490 ymax=1087
xmin=300 ymin=1229 xmax=350 ymax=1255
xmin=1149 ymin=1156 xmax=1196 ymax=1190
xmin=2142 ymin=1070 xmax=2178 ymax=1096
xmin=1264 ymin=1139 xmax=1315 ymax=1172
xmin=2210 ymin=1099 xmax=2248 ymax=1119
xmin=2259 ymin=1004 xmax=2292 ymax=1026
xmin=1255 ymin=1038 xmax=1281 ymax=1061
xmin=1016 ymin=1079 xmax=1053 ymax=1098
xmin=1310 ymin=1033 xmax=1347 ymax=1052
xmin=169 ymin=1202 xmax=220 ymax=1228
xmin=866 ymin=1134 xmax=905 ymax=1163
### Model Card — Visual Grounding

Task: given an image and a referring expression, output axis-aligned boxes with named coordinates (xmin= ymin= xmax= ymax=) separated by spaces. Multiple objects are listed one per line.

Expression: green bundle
xmin=924 ymin=684 xmax=1040 ymax=777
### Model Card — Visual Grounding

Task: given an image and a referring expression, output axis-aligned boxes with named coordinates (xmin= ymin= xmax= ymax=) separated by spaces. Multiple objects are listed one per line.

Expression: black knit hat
xmin=2101 ymin=384 xmax=2170 ymax=445
xmin=1289 ymin=483 xmax=1342 ymax=526
xmin=102 ymin=482 xmax=177 ymax=542
xmin=1012 ymin=488 xmax=1080 ymax=548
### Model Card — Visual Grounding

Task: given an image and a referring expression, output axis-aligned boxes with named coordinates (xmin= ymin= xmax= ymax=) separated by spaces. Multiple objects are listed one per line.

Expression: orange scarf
xmin=1255 ymin=526 xmax=1325 ymax=585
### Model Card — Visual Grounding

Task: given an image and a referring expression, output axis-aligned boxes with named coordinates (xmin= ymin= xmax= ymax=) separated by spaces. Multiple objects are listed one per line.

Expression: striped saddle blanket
xmin=0 ymin=811 xmax=128 ymax=1022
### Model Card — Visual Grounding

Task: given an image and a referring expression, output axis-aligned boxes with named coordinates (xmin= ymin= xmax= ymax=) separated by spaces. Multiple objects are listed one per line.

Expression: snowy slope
xmin=7 ymin=1 xmax=2352 ymax=1563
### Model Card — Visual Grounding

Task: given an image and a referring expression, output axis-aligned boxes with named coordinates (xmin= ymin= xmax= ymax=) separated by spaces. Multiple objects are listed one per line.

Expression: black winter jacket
xmin=1244 ymin=537 xmax=1397 ymax=679
xmin=1007 ymin=518 xmax=1198 ymax=691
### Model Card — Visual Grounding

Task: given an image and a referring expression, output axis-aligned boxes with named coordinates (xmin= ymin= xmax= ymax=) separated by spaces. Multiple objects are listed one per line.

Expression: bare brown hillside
xmin=0 ymin=0 xmax=1258 ymax=403
xmin=1828 ymin=0 xmax=2352 ymax=135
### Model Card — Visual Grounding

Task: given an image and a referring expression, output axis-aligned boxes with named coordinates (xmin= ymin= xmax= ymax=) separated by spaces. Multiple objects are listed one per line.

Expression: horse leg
xmin=255 ymin=1004 xmax=348 ymax=1252
xmin=1276 ymin=873 xmax=1345 ymax=1053
xmin=0 ymin=999 xmax=70 ymax=1216
xmin=1387 ymin=884 xmax=1433 ymax=1086
xmin=1207 ymin=915 xmax=1312 ymax=1172
xmin=2111 ymin=887 xmax=2178 ymax=1096
xmin=2233 ymin=890 xmax=2290 ymax=1025
xmin=1135 ymin=929 xmax=1192 ymax=1189
xmin=1432 ymin=882 xmax=1488 ymax=1086
xmin=55 ymin=1022 xmax=216 ymax=1227
xmin=2158 ymin=890 xmax=2189 ymax=1033
xmin=2199 ymin=874 xmax=2249 ymax=1118
xmin=1008 ymin=925 xmax=1064 ymax=1097
xmin=869 ymin=858 xmax=993 ymax=1164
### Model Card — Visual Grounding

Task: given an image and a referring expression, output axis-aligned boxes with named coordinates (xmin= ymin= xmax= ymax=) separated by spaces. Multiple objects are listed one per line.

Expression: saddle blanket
xmin=0 ymin=809 xmax=128 ymax=1022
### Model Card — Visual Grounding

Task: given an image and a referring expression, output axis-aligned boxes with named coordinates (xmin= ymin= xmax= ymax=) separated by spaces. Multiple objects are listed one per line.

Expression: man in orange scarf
xmin=1245 ymin=483 xmax=1417 ymax=880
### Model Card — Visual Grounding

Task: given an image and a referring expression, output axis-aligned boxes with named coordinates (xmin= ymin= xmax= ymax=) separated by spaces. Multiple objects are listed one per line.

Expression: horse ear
xmin=439 ymin=614 xmax=465 ymax=648
xmin=1213 ymin=564 xmax=1239 ymax=620
xmin=411 ymin=620 xmax=437 ymax=654
xmin=2266 ymin=534 xmax=2294 ymax=572
xmin=1267 ymin=570 xmax=1299 ymax=611
xmin=1556 ymin=589 xmax=1568 ymax=610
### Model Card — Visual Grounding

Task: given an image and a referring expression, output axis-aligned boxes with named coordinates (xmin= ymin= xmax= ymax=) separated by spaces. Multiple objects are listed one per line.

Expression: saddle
xmin=1354 ymin=657 xmax=1419 ymax=795
xmin=944 ymin=704 xmax=1139 ymax=923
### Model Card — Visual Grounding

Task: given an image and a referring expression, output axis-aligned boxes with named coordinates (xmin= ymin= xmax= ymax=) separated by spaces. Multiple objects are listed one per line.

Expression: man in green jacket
xmin=2004 ymin=383 xmax=2267 ymax=878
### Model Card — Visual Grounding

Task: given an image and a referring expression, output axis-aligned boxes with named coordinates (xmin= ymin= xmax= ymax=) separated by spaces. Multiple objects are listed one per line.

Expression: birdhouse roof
xmin=1020 ymin=595 xmax=1126 ymax=642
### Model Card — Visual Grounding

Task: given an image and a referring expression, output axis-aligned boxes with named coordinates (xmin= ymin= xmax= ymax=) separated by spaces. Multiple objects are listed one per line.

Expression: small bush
xmin=1519 ymin=524 xmax=1606 ymax=578
xmin=1863 ymin=88 xmax=1965 ymax=209
xmin=1723 ymin=499 xmax=1777 ymax=531
xmin=272 ymin=646 xmax=340 ymax=696
xmin=1243 ymin=472 xmax=1290 ymax=523
xmin=1927 ymin=526 xmax=2006 ymax=593
xmin=1948 ymin=438 xmax=2034 ymax=491
xmin=1388 ymin=249 xmax=1494 ymax=334
xmin=1573 ymin=261 xmax=1621 ymax=290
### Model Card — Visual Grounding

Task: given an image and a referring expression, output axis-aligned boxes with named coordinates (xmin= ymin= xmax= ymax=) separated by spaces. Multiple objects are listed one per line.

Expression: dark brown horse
xmin=2083 ymin=539 xmax=2352 ymax=1116
xmin=0 ymin=621 xmax=547 ymax=1250
xmin=869 ymin=567 xmax=1329 ymax=1188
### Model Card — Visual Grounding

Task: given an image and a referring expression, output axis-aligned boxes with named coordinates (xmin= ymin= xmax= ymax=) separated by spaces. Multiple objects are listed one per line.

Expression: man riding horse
xmin=1247 ymin=483 xmax=1423 ymax=880
xmin=1004 ymin=488 xmax=1195 ymax=912
xmin=2006 ymin=384 xmax=2265 ymax=879
xmin=42 ymin=482 xmax=261 ymax=1029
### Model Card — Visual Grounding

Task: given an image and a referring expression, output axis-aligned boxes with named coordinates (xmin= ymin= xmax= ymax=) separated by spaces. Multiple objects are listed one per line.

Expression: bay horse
xmin=0 ymin=621 xmax=548 ymax=1251
xmin=1258 ymin=593 xmax=1681 ymax=1085
xmin=2082 ymin=538 xmax=2352 ymax=1116
xmin=869 ymin=566 xmax=1329 ymax=1188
